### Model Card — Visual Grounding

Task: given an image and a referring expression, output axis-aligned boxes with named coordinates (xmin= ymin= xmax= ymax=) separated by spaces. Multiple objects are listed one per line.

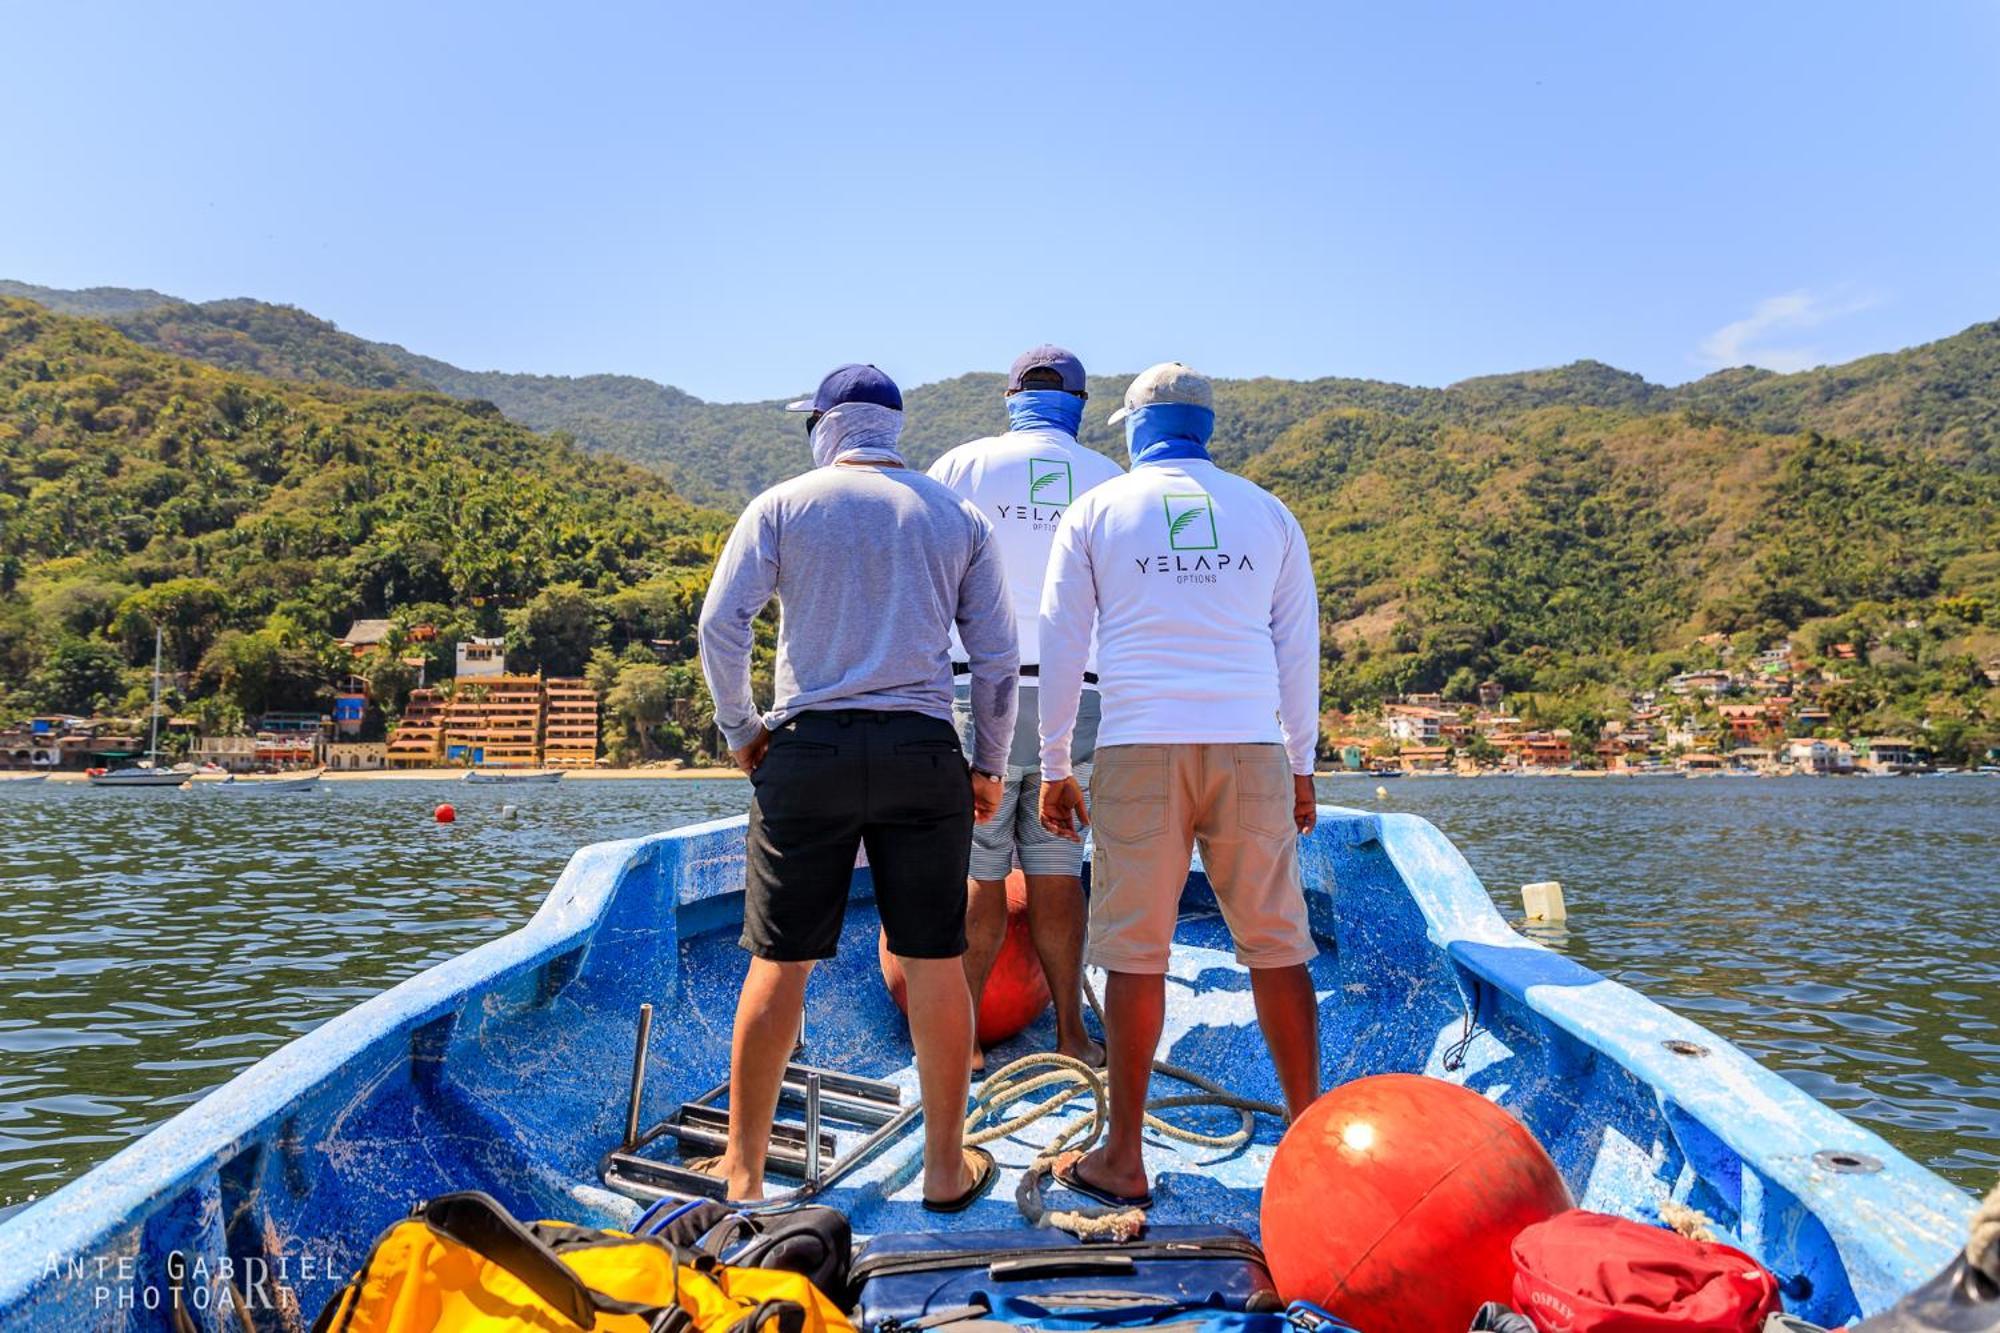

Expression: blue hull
xmin=0 ymin=809 xmax=1973 ymax=1329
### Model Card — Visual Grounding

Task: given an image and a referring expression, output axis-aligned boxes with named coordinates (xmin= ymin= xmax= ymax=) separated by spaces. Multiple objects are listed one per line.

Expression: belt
xmin=952 ymin=663 xmax=1099 ymax=686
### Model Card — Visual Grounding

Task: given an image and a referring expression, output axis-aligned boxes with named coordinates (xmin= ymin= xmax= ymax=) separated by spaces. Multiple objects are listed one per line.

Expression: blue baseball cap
xmin=785 ymin=363 xmax=903 ymax=414
xmin=1007 ymin=344 xmax=1086 ymax=394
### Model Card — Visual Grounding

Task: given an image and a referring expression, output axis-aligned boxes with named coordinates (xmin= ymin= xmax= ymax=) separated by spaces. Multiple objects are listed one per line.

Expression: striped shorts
xmin=970 ymin=764 xmax=1092 ymax=881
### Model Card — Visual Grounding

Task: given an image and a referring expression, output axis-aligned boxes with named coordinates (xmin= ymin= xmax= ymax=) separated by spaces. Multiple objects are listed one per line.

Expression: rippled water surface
xmin=0 ymin=774 xmax=1994 ymax=1212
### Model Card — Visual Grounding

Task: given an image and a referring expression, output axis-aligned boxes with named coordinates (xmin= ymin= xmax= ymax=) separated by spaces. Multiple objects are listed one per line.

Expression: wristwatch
xmin=972 ymin=768 xmax=1003 ymax=783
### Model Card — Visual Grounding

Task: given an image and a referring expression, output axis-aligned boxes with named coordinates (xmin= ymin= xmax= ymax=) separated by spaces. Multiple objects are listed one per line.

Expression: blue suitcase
xmin=849 ymin=1226 xmax=1284 ymax=1332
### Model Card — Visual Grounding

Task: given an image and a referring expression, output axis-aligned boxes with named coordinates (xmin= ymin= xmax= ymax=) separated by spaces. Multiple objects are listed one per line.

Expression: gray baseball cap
xmin=1107 ymin=361 xmax=1213 ymax=425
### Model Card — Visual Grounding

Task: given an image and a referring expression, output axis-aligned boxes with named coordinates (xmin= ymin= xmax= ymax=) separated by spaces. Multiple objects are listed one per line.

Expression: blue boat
xmin=0 ymin=808 xmax=1977 ymax=1329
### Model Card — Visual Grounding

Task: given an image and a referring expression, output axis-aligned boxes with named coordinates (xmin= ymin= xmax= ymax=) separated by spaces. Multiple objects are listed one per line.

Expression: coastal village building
xmin=1520 ymin=730 xmax=1573 ymax=767
xmin=1784 ymin=738 xmax=1855 ymax=775
xmin=1398 ymin=745 xmax=1452 ymax=772
xmin=455 ymin=637 xmax=507 ymax=679
xmin=328 ymin=742 xmax=388 ymax=771
xmin=385 ymin=689 xmax=447 ymax=767
xmin=541 ymin=678 xmax=601 ymax=769
xmin=384 ymin=675 xmax=601 ymax=769
xmin=1667 ymin=670 xmax=1734 ymax=697
xmin=1385 ymin=705 xmax=1443 ymax=744
xmin=1717 ymin=704 xmax=1771 ymax=745
xmin=1859 ymin=737 xmax=1927 ymax=774
xmin=0 ymin=716 xmax=143 ymax=770
xmin=337 ymin=619 xmax=394 ymax=653
xmin=441 ymin=675 xmax=543 ymax=768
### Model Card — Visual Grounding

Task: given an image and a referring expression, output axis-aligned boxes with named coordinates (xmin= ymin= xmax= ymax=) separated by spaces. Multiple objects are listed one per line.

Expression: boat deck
xmin=646 ymin=895 xmax=1307 ymax=1237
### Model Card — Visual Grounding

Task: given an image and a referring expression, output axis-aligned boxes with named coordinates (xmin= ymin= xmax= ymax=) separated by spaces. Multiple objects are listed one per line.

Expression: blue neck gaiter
xmin=1125 ymin=403 xmax=1215 ymax=466
xmin=1006 ymin=389 xmax=1086 ymax=438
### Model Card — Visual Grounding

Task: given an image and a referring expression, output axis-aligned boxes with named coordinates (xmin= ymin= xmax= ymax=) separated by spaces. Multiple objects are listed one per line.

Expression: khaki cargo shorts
xmin=1085 ymin=742 xmax=1317 ymax=973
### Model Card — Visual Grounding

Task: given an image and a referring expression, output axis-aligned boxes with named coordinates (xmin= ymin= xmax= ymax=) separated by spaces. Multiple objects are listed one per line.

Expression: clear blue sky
xmin=6 ymin=2 xmax=1998 ymax=402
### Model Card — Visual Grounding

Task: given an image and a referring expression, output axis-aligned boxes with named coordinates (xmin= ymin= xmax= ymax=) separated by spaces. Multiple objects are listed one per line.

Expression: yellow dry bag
xmin=312 ymin=1192 xmax=855 ymax=1333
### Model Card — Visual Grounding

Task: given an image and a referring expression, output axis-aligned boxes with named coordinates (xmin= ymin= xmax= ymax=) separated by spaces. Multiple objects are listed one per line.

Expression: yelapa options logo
xmin=995 ymin=457 xmax=1073 ymax=532
xmin=1142 ymin=491 xmax=1251 ymax=584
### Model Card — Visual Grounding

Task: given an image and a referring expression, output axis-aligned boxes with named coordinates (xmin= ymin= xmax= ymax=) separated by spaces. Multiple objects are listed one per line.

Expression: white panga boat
xmin=462 ymin=768 xmax=564 ymax=784
xmin=211 ymin=771 xmax=323 ymax=792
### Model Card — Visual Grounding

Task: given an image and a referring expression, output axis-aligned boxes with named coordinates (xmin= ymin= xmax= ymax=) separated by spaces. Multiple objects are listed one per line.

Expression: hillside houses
xmin=1342 ymin=630 xmax=1958 ymax=774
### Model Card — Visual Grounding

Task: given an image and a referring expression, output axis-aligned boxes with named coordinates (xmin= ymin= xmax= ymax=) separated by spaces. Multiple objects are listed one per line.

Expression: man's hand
xmin=971 ymin=770 xmax=1003 ymax=823
xmin=1293 ymin=773 xmax=1318 ymax=835
xmin=730 ymin=724 xmax=771 ymax=776
xmin=1040 ymin=775 xmax=1090 ymax=843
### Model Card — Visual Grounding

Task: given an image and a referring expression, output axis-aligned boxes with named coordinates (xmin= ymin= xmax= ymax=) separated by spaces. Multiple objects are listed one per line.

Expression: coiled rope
xmin=960 ymin=982 xmax=1286 ymax=1239
xmin=1968 ymin=1177 xmax=1999 ymax=1295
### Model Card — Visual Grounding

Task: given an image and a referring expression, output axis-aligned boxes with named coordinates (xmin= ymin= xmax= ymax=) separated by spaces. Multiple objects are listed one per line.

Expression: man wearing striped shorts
xmin=930 ymin=345 xmax=1124 ymax=1069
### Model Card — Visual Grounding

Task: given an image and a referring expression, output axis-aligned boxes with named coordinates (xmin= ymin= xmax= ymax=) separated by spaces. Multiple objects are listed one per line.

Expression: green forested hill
xmin=16 ymin=280 xmax=1999 ymax=500
xmin=0 ymin=299 xmax=729 ymax=752
xmin=5 ymin=281 xmax=1997 ymax=755
xmin=1247 ymin=405 xmax=1999 ymax=711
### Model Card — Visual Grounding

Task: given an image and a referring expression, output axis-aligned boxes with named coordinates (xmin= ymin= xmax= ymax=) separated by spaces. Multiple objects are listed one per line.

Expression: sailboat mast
xmin=149 ymin=624 xmax=162 ymax=763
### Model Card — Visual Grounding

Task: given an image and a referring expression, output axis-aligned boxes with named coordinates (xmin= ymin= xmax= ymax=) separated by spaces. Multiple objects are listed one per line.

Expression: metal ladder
xmin=600 ymin=1003 xmax=920 ymax=1206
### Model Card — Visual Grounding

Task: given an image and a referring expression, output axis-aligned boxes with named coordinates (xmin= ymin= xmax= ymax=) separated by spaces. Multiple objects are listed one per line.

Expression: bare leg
xmin=1249 ymin=963 xmax=1320 ymax=1121
xmin=1067 ymin=967 xmax=1161 ymax=1200
xmin=962 ymin=877 xmax=1008 ymax=1070
xmin=1024 ymin=872 xmax=1103 ymax=1064
xmin=900 ymin=954 xmax=980 ymax=1202
xmin=716 ymin=957 xmax=813 ymax=1200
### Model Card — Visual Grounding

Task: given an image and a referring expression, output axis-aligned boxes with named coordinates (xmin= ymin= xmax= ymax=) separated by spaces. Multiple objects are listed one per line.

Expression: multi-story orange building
xmin=542 ymin=677 xmax=601 ymax=769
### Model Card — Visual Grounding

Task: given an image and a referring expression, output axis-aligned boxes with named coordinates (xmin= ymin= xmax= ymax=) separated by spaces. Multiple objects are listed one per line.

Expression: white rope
xmin=960 ymin=980 xmax=1287 ymax=1239
xmin=1968 ymin=1176 xmax=1999 ymax=1288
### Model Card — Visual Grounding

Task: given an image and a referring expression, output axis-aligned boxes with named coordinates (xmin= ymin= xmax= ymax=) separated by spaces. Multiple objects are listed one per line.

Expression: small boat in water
xmin=210 ymin=771 xmax=323 ymax=793
xmin=0 ymin=773 xmax=47 ymax=785
xmin=462 ymin=768 xmax=564 ymax=785
xmin=85 ymin=765 xmax=188 ymax=788
xmin=0 ymin=809 xmax=1978 ymax=1329
xmin=87 ymin=627 xmax=185 ymax=788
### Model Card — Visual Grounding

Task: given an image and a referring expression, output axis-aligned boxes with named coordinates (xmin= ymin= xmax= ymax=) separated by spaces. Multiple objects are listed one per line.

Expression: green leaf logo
xmin=1163 ymin=493 xmax=1218 ymax=550
xmin=1027 ymin=457 xmax=1071 ymax=506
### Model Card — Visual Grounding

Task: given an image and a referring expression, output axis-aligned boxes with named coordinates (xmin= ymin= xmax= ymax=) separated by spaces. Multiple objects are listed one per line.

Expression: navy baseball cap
xmin=785 ymin=363 xmax=903 ymax=414
xmin=1007 ymin=344 xmax=1086 ymax=394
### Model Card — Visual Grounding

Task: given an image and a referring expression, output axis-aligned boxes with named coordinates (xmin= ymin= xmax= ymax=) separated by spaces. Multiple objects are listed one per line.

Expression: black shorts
xmin=743 ymin=709 xmax=973 ymax=962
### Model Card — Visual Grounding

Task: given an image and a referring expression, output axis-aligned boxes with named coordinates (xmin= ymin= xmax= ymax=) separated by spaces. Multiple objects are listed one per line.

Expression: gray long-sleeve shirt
xmin=698 ymin=464 xmax=1020 ymax=773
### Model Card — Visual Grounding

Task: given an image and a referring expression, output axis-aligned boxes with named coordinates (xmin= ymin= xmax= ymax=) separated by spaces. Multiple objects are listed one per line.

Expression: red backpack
xmin=1512 ymin=1210 xmax=1784 ymax=1332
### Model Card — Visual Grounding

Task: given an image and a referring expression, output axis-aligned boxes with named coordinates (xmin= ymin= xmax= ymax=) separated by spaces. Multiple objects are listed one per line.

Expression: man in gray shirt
xmin=698 ymin=363 xmax=1018 ymax=1210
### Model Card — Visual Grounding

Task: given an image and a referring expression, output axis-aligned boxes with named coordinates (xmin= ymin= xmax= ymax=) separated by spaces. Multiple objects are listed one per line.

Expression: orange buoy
xmin=434 ymin=803 xmax=456 ymax=824
xmin=1261 ymin=1073 xmax=1571 ymax=1333
xmin=878 ymin=871 xmax=1052 ymax=1047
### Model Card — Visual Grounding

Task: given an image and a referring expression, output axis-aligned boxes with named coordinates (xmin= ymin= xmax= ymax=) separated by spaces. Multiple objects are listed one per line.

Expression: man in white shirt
xmin=1037 ymin=361 xmax=1322 ymax=1209
xmin=929 ymin=345 xmax=1124 ymax=1068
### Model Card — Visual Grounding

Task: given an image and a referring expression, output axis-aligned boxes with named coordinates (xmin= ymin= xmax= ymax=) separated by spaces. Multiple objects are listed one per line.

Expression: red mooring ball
xmin=879 ymin=871 xmax=1051 ymax=1047
xmin=434 ymin=803 xmax=456 ymax=824
xmin=1260 ymin=1073 xmax=1571 ymax=1333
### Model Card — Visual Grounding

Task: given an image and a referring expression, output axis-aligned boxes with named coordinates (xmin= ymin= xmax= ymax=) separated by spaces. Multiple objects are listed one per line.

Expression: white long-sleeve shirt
xmin=1037 ymin=459 xmax=1320 ymax=779
xmin=927 ymin=425 xmax=1125 ymax=668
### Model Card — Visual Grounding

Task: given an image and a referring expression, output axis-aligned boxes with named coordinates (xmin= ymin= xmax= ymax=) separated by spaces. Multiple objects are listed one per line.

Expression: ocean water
xmin=0 ymin=773 xmax=1993 ymax=1215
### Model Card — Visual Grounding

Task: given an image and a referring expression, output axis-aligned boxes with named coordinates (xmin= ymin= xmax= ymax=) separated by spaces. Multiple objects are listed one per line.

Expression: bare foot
xmin=970 ymin=1044 xmax=986 ymax=1074
xmin=1058 ymin=1033 xmax=1106 ymax=1068
xmin=692 ymin=1154 xmax=765 ymax=1202
xmin=923 ymin=1147 xmax=984 ymax=1205
xmin=1061 ymin=1147 xmax=1149 ymax=1203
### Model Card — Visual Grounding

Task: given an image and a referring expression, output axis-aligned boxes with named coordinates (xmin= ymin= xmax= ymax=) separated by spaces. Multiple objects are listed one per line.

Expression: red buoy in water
xmin=434 ymin=803 xmax=456 ymax=824
xmin=879 ymin=871 xmax=1051 ymax=1047
xmin=1260 ymin=1073 xmax=1571 ymax=1333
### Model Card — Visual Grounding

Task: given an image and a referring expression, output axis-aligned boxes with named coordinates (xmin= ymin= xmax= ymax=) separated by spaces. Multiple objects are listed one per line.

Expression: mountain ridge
xmin=7 ymin=279 xmax=1997 ymax=504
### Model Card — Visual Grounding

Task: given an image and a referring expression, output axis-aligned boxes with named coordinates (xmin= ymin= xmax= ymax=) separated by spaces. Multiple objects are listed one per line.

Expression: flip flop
xmin=922 ymin=1147 xmax=999 ymax=1214
xmin=1051 ymin=1150 xmax=1152 ymax=1209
